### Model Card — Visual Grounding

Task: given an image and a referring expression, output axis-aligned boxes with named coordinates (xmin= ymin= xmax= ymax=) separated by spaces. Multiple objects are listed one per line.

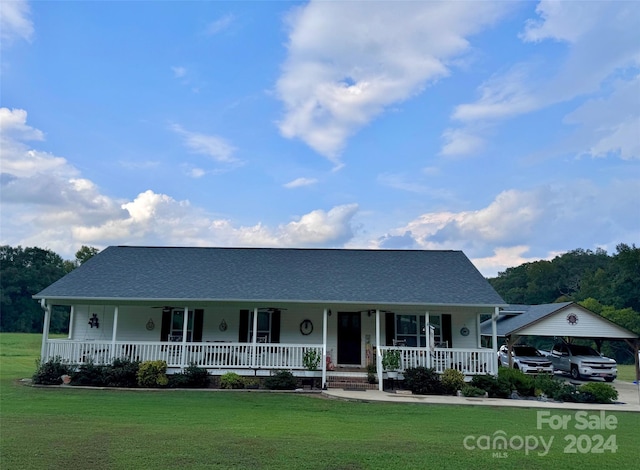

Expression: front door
xmin=338 ymin=312 xmax=361 ymax=365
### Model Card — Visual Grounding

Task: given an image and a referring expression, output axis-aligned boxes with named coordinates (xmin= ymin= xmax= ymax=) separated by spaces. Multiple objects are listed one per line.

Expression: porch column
xmin=322 ymin=308 xmax=328 ymax=389
xmin=491 ymin=307 xmax=499 ymax=376
xmin=68 ymin=306 xmax=75 ymax=339
xmin=475 ymin=313 xmax=481 ymax=349
xmin=40 ymin=299 xmax=51 ymax=361
xmin=111 ymin=306 xmax=119 ymax=360
xmin=181 ymin=306 xmax=189 ymax=368
xmin=425 ymin=311 xmax=430 ymax=368
xmin=376 ymin=309 xmax=383 ymax=391
xmin=251 ymin=307 xmax=258 ymax=368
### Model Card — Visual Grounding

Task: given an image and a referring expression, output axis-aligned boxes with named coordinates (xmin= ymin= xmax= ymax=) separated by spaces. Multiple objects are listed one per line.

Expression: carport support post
xmin=506 ymin=335 xmax=513 ymax=368
xmin=491 ymin=307 xmax=499 ymax=376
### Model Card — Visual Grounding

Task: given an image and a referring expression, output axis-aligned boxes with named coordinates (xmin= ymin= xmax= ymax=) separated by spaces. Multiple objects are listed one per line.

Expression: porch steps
xmin=326 ymin=376 xmax=378 ymax=390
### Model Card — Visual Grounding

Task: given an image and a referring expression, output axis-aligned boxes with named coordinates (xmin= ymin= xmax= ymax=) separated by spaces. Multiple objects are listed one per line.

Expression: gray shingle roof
xmin=34 ymin=246 xmax=506 ymax=306
xmin=480 ymin=302 xmax=574 ymax=336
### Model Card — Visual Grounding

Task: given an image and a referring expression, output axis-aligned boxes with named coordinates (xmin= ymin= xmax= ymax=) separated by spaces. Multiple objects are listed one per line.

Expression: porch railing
xmin=378 ymin=346 xmax=496 ymax=375
xmin=43 ymin=340 xmax=323 ymax=371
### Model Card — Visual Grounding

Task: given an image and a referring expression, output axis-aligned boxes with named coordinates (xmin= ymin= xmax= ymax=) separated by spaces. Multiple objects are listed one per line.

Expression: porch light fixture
xmin=88 ymin=313 xmax=100 ymax=329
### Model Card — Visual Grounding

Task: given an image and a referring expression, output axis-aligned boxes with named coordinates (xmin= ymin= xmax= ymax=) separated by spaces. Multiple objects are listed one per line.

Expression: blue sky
xmin=1 ymin=0 xmax=638 ymax=276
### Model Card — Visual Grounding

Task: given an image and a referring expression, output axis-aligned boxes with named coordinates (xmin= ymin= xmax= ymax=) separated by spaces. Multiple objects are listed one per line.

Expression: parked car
xmin=548 ymin=341 xmax=617 ymax=382
xmin=498 ymin=345 xmax=553 ymax=374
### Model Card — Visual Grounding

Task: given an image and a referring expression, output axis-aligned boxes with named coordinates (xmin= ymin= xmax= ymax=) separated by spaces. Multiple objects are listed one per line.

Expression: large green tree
xmin=1 ymin=246 xmax=69 ymax=332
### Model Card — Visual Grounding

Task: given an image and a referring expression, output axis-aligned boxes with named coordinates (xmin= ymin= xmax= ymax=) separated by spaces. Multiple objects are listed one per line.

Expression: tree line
xmin=0 ymin=245 xmax=98 ymax=333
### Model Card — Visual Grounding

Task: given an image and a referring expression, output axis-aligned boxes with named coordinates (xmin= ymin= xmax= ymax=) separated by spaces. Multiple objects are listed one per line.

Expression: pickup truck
xmin=548 ymin=341 xmax=617 ymax=382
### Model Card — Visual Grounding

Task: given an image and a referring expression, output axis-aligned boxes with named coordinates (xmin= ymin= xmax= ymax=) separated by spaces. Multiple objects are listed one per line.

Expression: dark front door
xmin=338 ymin=312 xmax=361 ymax=365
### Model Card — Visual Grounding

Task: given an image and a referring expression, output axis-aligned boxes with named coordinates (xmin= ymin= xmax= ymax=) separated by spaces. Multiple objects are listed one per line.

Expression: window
xmin=395 ymin=314 xmax=441 ymax=347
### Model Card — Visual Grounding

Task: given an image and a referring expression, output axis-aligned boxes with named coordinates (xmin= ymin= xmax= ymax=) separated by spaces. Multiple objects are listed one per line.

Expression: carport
xmin=480 ymin=302 xmax=639 ymax=381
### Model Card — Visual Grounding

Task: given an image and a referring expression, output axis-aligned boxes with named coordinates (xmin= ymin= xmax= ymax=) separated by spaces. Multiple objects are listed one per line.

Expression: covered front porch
xmin=40 ymin=302 xmax=501 ymax=389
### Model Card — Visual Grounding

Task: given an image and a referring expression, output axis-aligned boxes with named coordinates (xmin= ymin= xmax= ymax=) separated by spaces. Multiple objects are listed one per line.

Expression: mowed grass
xmin=1 ymin=334 xmax=638 ymax=469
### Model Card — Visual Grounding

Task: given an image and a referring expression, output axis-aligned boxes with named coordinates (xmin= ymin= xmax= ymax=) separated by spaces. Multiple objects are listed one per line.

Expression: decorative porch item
xmin=382 ymin=349 xmax=401 ymax=378
xmin=219 ymin=319 xmax=227 ymax=331
xmin=299 ymin=319 xmax=313 ymax=335
xmin=88 ymin=313 xmax=99 ymax=328
xmin=146 ymin=318 xmax=155 ymax=331
xmin=302 ymin=348 xmax=321 ymax=376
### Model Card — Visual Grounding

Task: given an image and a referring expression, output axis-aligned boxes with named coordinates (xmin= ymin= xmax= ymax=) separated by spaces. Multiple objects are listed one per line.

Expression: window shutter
xmin=238 ymin=310 xmax=249 ymax=342
xmin=271 ymin=309 xmax=281 ymax=343
xmin=193 ymin=309 xmax=204 ymax=342
xmin=442 ymin=314 xmax=452 ymax=348
xmin=385 ymin=311 xmax=395 ymax=346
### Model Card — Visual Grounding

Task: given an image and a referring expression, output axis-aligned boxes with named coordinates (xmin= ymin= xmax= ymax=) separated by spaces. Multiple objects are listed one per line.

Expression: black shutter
xmin=160 ymin=310 xmax=171 ymax=341
xmin=442 ymin=314 xmax=452 ymax=348
xmin=385 ymin=311 xmax=395 ymax=346
xmin=271 ymin=309 xmax=281 ymax=343
xmin=193 ymin=309 xmax=204 ymax=342
xmin=238 ymin=310 xmax=249 ymax=342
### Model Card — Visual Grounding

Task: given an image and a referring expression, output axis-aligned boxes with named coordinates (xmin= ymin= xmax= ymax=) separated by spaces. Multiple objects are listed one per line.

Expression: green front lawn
xmin=1 ymin=333 xmax=638 ymax=469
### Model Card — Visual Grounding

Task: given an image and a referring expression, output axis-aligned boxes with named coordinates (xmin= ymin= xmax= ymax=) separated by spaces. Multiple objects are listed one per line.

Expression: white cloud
xmin=170 ymin=123 xmax=238 ymax=163
xmin=205 ymin=14 xmax=234 ymax=35
xmin=172 ymin=66 xmax=187 ymax=78
xmin=375 ymin=180 xmax=640 ymax=276
xmin=0 ymin=0 xmax=34 ymax=43
xmin=563 ymin=75 xmax=640 ymax=160
xmin=276 ymin=1 xmax=511 ymax=162
xmin=1 ymin=108 xmax=359 ymax=258
xmin=284 ymin=177 xmax=318 ymax=189
xmin=439 ymin=128 xmax=485 ymax=157
xmin=446 ymin=1 xmax=640 ymax=158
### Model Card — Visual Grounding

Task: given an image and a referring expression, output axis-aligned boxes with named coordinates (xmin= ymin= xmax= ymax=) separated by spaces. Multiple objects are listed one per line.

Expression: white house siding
xmin=516 ymin=305 xmax=635 ymax=338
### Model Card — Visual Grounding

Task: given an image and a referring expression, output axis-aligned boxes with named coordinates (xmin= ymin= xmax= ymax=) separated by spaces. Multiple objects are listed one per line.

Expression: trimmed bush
xmin=403 ymin=367 xmax=443 ymax=395
xmin=264 ymin=370 xmax=297 ymax=390
xmin=441 ymin=368 xmax=465 ymax=395
xmin=168 ymin=363 xmax=210 ymax=388
xmin=498 ymin=367 xmax=535 ymax=396
xmin=219 ymin=372 xmax=245 ymax=389
xmin=461 ymin=384 xmax=486 ymax=397
xmin=71 ymin=361 xmax=108 ymax=386
xmin=105 ymin=358 xmax=140 ymax=388
xmin=470 ymin=374 xmax=511 ymax=398
xmin=32 ymin=357 xmax=74 ymax=385
xmin=578 ymin=382 xmax=618 ymax=404
xmin=137 ymin=360 xmax=168 ymax=387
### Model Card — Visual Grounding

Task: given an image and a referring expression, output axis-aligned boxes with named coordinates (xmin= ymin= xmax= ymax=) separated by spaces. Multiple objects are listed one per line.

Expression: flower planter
xmin=386 ymin=371 xmax=398 ymax=379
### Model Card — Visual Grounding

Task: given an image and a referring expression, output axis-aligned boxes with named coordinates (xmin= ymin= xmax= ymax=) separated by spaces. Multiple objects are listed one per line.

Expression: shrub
xmin=243 ymin=377 xmax=260 ymax=389
xmin=470 ymin=374 xmax=511 ymax=398
xmin=533 ymin=374 xmax=565 ymax=398
xmin=32 ymin=357 xmax=74 ymax=385
xmin=498 ymin=367 xmax=535 ymax=396
xmin=441 ymin=368 xmax=465 ymax=395
xmin=220 ymin=372 xmax=245 ymax=389
xmin=403 ymin=367 xmax=443 ymax=395
xmin=367 ymin=363 xmax=378 ymax=384
xmin=461 ymin=384 xmax=486 ymax=397
xmin=264 ymin=370 xmax=297 ymax=390
xmin=137 ymin=360 xmax=168 ymax=387
xmin=71 ymin=361 xmax=108 ymax=386
xmin=578 ymin=382 xmax=618 ymax=404
xmin=104 ymin=358 xmax=139 ymax=388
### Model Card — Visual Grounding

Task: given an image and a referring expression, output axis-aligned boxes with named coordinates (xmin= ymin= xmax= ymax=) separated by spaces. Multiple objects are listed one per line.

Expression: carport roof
xmin=480 ymin=302 xmax=638 ymax=339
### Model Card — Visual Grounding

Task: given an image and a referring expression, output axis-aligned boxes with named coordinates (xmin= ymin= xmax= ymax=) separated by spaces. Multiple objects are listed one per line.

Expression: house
xmin=34 ymin=246 xmax=507 ymax=390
